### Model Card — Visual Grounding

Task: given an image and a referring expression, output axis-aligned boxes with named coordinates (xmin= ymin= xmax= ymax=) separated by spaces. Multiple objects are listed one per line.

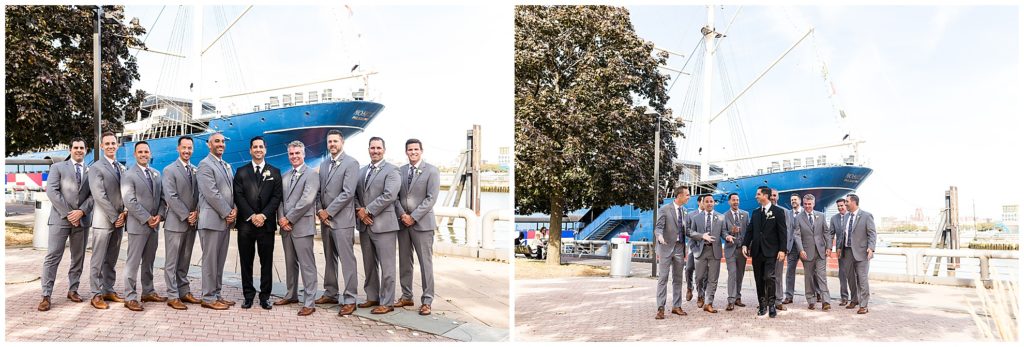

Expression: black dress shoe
xmin=260 ymin=300 xmax=272 ymax=310
xmin=241 ymin=298 xmax=254 ymax=309
xmin=769 ymin=305 xmax=778 ymax=318
xmin=757 ymin=305 xmax=767 ymax=316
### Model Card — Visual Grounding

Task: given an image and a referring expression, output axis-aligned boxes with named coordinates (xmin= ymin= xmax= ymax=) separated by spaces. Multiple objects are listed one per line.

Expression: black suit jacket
xmin=232 ymin=162 xmax=283 ymax=233
xmin=742 ymin=204 xmax=788 ymax=258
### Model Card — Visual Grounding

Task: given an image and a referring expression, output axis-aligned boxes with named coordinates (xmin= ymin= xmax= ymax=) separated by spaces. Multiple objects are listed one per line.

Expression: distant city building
xmin=912 ymin=208 xmax=925 ymax=222
xmin=1003 ymin=204 xmax=1019 ymax=233
xmin=498 ymin=146 xmax=510 ymax=170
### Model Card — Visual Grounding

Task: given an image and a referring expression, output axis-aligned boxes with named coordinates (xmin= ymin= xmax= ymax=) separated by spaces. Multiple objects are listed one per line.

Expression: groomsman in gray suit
xmin=842 ymin=194 xmax=876 ymax=314
xmin=39 ymin=137 xmax=94 ymax=311
xmin=88 ymin=132 xmax=128 ymax=309
xmin=196 ymin=132 xmax=237 ymax=310
xmin=162 ymin=136 xmax=203 ymax=310
xmin=724 ymin=192 xmax=749 ymax=311
xmin=654 ymin=186 xmax=690 ymax=319
xmin=120 ymin=141 xmax=168 ymax=311
xmin=277 ymin=141 xmax=321 ymax=316
xmin=355 ymin=137 xmax=402 ymax=315
xmin=829 ymin=198 xmax=856 ymax=307
xmin=768 ymin=189 xmax=793 ymax=310
xmin=394 ymin=139 xmax=440 ymax=316
xmin=793 ymin=194 xmax=832 ymax=310
xmin=689 ymin=194 xmax=728 ymax=313
xmin=684 ymin=199 xmax=706 ymax=302
xmin=314 ymin=130 xmax=360 ymax=315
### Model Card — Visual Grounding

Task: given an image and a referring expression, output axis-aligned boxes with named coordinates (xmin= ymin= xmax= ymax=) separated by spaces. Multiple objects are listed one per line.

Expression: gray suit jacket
xmin=847 ymin=210 xmax=877 ymax=261
xmin=88 ymin=158 xmax=126 ymax=229
xmin=653 ymin=203 xmax=688 ymax=244
xmin=355 ymin=161 xmax=401 ymax=233
xmin=280 ymin=165 xmax=320 ymax=238
xmin=830 ymin=213 xmax=847 ymax=251
xmin=723 ymin=209 xmax=749 ymax=258
xmin=794 ymin=210 xmax=830 ymax=260
xmin=162 ymin=159 xmax=199 ymax=232
xmin=278 ymin=166 xmax=317 ymax=239
xmin=317 ymin=153 xmax=360 ymax=229
xmin=197 ymin=154 xmax=235 ymax=231
xmin=781 ymin=206 xmax=799 ymax=252
xmin=688 ymin=211 xmax=728 ymax=259
xmin=122 ymin=164 xmax=166 ymax=235
xmin=394 ymin=161 xmax=440 ymax=232
xmin=46 ymin=160 xmax=94 ymax=228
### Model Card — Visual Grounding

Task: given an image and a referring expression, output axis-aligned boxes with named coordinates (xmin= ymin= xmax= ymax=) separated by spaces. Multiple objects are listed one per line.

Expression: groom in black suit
xmin=742 ymin=186 xmax=788 ymax=318
xmin=233 ymin=136 xmax=283 ymax=309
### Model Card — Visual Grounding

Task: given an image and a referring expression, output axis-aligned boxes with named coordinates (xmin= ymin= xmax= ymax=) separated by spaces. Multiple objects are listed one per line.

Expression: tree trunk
xmin=547 ymin=192 xmax=563 ymax=265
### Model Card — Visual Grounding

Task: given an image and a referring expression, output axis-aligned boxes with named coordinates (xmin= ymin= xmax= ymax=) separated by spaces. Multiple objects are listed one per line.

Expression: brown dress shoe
xmin=298 ymin=307 xmax=316 ymax=316
xmin=125 ymin=300 xmax=144 ymax=311
xmin=274 ymin=297 xmax=299 ymax=306
xmin=315 ymin=296 xmax=339 ymax=305
xmin=67 ymin=291 xmax=83 ymax=303
xmin=696 ymin=298 xmax=704 ymax=308
xmin=102 ymin=292 xmax=125 ymax=303
xmin=141 ymin=293 xmax=168 ymax=303
xmin=782 ymin=297 xmax=793 ymax=304
xmin=734 ymin=299 xmax=746 ymax=307
xmin=808 ymin=303 xmax=816 ymax=310
xmin=419 ymin=304 xmax=432 ymax=316
xmin=775 ymin=304 xmax=787 ymax=311
xmin=357 ymin=300 xmax=379 ymax=308
xmin=38 ymin=296 xmax=51 ymax=311
xmin=217 ymin=298 xmax=236 ymax=306
xmin=822 ymin=302 xmax=831 ymax=311
xmin=846 ymin=302 xmax=859 ymax=309
xmin=167 ymin=299 xmax=188 ymax=310
xmin=394 ymin=298 xmax=415 ymax=307
xmin=338 ymin=304 xmax=356 ymax=316
xmin=726 ymin=303 xmax=735 ymax=311
xmin=655 ymin=307 xmax=665 ymax=320
xmin=671 ymin=307 xmax=687 ymax=316
xmin=839 ymin=299 xmax=849 ymax=307
xmin=201 ymin=301 xmax=229 ymax=310
xmin=704 ymin=304 xmax=718 ymax=313
xmin=686 ymin=289 xmax=693 ymax=301
xmin=370 ymin=305 xmax=394 ymax=314
xmin=91 ymin=295 xmax=109 ymax=309
xmin=857 ymin=307 xmax=869 ymax=314
xmin=180 ymin=293 xmax=203 ymax=304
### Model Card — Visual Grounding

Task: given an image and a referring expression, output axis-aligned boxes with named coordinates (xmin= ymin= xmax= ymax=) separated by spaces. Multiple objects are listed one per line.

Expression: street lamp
xmin=646 ymin=107 xmax=661 ymax=277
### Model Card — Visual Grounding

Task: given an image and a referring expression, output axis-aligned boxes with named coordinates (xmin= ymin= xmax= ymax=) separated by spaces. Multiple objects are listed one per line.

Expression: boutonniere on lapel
xmin=150 ymin=169 xmax=159 ymax=177
xmin=765 ymin=210 xmax=774 ymax=219
xmin=372 ymin=166 xmax=381 ymax=174
xmin=294 ymin=169 xmax=303 ymax=178
xmin=262 ymin=170 xmax=273 ymax=181
xmin=117 ymin=163 xmax=125 ymax=172
xmin=414 ymin=167 xmax=423 ymax=176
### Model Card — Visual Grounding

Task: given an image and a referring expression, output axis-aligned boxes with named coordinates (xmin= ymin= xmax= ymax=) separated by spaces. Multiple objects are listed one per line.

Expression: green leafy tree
xmin=515 ymin=5 xmax=685 ymax=265
xmin=5 ymin=5 xmax=147 ymax=156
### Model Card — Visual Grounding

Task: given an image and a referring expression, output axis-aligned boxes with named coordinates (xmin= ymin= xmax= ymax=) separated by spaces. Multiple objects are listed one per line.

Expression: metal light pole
xmin=93 ymin=6 xmax=102 ymax=161
xmin=648 ymin=107 xmax=661 ymax=277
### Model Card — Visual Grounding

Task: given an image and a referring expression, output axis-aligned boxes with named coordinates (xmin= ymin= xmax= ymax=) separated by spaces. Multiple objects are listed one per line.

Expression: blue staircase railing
xmin=579 ymin=205 xmax=642 ymax=240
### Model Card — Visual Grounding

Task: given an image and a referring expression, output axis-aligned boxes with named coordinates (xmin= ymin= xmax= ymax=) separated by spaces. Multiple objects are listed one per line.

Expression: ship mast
xmin=190 ymin=6 xmax=203 ymax=128
xmin=699 ymin=5 xmax=720 ymax=182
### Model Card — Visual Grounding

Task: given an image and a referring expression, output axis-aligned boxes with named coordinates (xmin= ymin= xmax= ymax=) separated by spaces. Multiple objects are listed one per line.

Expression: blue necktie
xmin=407 ymin=166 xmax=415 ymax=188
xmin=144 ymin=168 xmax=154 ymax=192
xmin=112 ymin=161 xmax=120 ymax=180
xmin=364 ymin=165 xmax=375 ymax=187
xmin=74 ymin=163 xmax=82 ymax=185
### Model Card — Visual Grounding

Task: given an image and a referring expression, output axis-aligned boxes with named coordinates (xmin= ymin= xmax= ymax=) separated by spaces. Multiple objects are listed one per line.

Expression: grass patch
xmin=5 ymin=223 xmax=34 ymax=247
xmin=515 ymin=257 xmax=610 ymax=279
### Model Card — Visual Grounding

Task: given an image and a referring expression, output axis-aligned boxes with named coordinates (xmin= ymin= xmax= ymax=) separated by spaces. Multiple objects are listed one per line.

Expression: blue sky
xmin=124 ymin=5 xmax=512 ymax=168
xmin=629 ymin=5 xmax=1020 ymax=220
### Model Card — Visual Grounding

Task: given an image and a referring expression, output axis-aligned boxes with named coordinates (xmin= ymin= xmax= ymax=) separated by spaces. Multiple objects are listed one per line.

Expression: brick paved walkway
xmin=5 ymin=236 xmax=508 ymax=341
xmin=514 ymin=273 xmax=1003 ymax=342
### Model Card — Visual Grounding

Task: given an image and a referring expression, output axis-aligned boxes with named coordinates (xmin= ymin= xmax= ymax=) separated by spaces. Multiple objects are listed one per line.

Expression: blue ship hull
xmin=7 ymin=100 xmax=384 ymax=173
xmin=577 ymin=165 xmax=873 ymax=242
